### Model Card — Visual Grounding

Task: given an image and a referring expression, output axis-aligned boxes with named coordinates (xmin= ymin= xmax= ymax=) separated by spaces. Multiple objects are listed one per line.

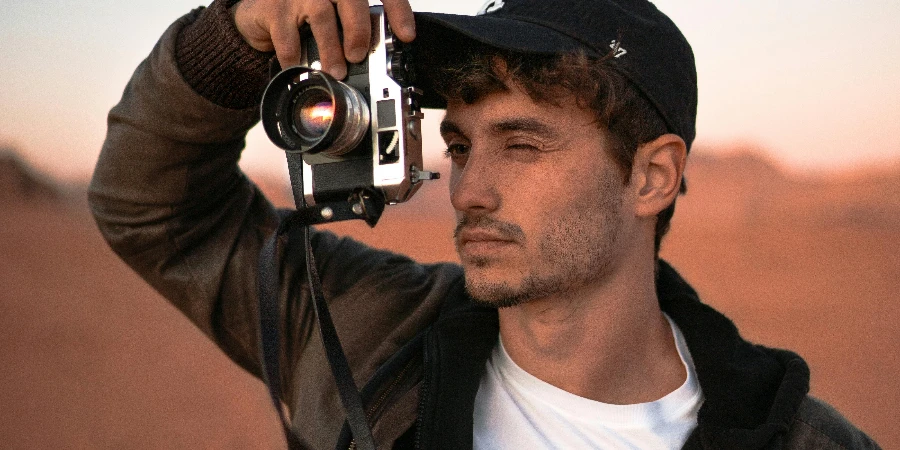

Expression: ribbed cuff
xmin=175 ymin=0 xmax=273 ymax=110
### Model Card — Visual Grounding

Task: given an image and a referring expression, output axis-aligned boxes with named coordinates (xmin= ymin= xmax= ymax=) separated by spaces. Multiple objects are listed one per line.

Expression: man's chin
xmin=465 ymin=281 xmax=532 ymax=309
xmin=462 ymin=263 xmax=573 ymax=309
xmin=462 ymin=266 xmax=535 ymax=309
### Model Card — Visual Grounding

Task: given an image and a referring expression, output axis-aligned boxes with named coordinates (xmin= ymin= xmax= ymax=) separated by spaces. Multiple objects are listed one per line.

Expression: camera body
xmin=261 ymin=6 xmax=438 ymax=219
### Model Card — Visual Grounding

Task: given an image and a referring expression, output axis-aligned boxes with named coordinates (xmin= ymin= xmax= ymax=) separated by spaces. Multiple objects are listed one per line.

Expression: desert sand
xmin=1 ymin=149 xmax=897 ymax=448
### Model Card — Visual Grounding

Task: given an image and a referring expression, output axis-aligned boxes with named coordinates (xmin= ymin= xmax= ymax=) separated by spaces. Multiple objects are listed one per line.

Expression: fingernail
xmin=347 ymin=47 xmax=367 ymax=62
xmin=400 ymin=25 xmax=416 ymax=40
xmin=328 ymin=65 xmax=347 ymax=80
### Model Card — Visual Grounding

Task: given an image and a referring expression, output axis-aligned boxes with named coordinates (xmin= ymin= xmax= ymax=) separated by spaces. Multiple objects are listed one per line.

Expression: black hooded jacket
xmin=336 ymin=259 xmax=876 ymax=450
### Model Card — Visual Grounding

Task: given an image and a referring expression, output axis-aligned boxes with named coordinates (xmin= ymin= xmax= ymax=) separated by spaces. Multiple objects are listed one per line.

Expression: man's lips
xmin=454 ymin=216 xmax=526 ymax=257
xmin=455 ymin=228 xmax=523 ymax=261
xmin=456 ymin=228 xmax=518 ymax=246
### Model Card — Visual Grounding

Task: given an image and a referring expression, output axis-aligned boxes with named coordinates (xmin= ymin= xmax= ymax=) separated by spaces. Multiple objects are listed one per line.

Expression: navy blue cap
xmin=414 ymin=0 xmax=698 ymax=149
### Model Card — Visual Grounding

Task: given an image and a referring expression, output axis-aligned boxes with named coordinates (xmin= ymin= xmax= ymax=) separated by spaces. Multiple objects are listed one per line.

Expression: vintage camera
xmin=261 ymin=6 xmax=439 ymax=226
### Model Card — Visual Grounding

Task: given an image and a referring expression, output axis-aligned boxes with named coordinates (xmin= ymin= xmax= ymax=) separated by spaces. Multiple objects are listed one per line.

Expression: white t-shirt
xmin=473 ymin=315 xmax=703 ymax=449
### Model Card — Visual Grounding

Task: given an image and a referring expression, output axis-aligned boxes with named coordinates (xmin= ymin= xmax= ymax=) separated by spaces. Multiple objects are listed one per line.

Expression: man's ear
xmin=629 ymin=133 xmax=687 ymax=218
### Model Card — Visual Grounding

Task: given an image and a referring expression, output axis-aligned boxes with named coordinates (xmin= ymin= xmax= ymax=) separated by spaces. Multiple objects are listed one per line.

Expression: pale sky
xmin=1 ymin=0 xmax=899 ymax=182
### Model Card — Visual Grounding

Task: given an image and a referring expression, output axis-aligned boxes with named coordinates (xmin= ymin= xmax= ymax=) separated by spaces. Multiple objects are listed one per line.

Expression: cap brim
xmin=414 ymin=12 xmax=585 ymax=56
xmin=412 ymin=12 xmax=588 ymax=109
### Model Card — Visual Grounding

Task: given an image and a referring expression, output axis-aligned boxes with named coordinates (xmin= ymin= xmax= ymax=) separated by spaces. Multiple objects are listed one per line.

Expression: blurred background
xmin=1 ymin=0 xmax=898 ymax=448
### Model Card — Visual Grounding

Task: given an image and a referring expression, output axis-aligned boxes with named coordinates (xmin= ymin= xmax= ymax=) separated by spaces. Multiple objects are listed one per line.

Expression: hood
xmin=657 ymin=260 xmax=810 ymax=449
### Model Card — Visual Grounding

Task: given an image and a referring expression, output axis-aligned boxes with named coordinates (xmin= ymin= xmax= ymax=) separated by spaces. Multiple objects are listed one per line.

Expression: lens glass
xmin=293 ymin=88 xmax=334 ymax=139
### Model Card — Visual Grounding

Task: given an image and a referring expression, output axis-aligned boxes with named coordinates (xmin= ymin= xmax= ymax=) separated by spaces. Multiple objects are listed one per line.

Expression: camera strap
xmin=258 ymin=203 xmax=381 ymax=450
xmin=257 ymin=214 xmax=306 ymax=449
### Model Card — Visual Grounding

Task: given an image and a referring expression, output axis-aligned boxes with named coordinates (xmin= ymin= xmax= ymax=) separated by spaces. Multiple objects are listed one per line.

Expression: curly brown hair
xmin=425 ymin=44 xmax=686 ymax=255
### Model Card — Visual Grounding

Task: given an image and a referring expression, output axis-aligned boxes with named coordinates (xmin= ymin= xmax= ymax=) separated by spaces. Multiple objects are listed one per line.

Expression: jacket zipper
xmin=414 ymin=331 xmax=432 ymax=450
xmin=347 ymin=358 xmax=417 ymax=449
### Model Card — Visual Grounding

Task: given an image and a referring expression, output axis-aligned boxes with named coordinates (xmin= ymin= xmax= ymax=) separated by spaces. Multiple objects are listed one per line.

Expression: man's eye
xmin=506 ymin=140 xmax=542 ymax=152
xmin=444 ymin=144 xmax=470 ymax=157
xmin=507 ymin=144 xmax=539 ymax=151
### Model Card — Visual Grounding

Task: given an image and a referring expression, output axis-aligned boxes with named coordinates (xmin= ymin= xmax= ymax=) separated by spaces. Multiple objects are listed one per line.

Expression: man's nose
xmin=449 ymin=151 xmax=501 ymax=214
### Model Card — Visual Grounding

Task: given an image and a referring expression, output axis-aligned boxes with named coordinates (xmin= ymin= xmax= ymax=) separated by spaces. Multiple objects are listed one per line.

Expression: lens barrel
xmin=261 ymin=67 xmax=370 ymax=156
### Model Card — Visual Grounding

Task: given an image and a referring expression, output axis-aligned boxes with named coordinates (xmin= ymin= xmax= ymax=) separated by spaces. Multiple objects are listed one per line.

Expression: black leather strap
xmin=335 ymin=331 xmax=426 ymax=449
xmin=257 ymin=212 xmax=307 ymax=449
xmin=302 ymin=224 xmax=376 ymax=449
xmin=257 ymin=212 xmax=377 ymax=450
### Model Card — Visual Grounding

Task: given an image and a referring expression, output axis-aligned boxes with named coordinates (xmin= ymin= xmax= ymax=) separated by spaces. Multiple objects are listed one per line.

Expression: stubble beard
xmin=459 ymin=177 xmax=625 ymax=309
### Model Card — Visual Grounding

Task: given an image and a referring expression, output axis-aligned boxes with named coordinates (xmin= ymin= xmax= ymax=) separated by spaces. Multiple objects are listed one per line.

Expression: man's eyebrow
xmin=490 ymin=118 xmax=559 ymax=139
xmin=439 ymin=120 xmax=461 ymax=138
xmin=439 ymin=117 xmax=560 ymax=138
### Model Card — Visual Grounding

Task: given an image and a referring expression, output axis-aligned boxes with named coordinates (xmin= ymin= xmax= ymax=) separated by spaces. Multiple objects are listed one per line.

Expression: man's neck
xmin=497 ymin=259 xmax=686 ymax=405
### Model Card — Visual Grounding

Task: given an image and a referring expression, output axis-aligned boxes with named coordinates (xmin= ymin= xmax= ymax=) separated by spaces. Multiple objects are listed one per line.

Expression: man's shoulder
xmin=307 ymin=228 xmax=468 ymax=307
xmin=785 ymin=396 xmax=880 ymax=449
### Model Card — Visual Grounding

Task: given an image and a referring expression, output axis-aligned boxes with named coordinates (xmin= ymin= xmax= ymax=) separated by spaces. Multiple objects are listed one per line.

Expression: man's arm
xmin=88 ymin=1 xmax=280 ymax=375
xmin=88 ymin=7 xmax=462 ymax=445
xmin=88 ymin=0 xmax=418 ymax=376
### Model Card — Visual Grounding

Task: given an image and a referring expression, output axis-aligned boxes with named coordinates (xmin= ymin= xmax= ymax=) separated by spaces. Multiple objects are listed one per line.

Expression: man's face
xmin=442 ymin=84 xmax=637 ymax=307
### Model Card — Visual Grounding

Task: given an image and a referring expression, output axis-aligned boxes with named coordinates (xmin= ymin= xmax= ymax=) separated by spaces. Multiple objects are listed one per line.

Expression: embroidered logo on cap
xmin=609 ymin=40 xmax=627 ymax=58
xmin=477 ymin=0 xmax=505 ymax=15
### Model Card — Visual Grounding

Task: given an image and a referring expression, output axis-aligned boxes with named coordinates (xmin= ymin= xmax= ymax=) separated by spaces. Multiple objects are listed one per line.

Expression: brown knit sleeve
xmin=175 ymin=0 xmax=273 ymax=109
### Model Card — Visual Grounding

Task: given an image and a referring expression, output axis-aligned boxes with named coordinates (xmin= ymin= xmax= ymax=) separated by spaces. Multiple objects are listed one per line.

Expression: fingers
xmin=381 ymin=0 xmax=416 ymax=42
xmin=337 ymin=0 xmax=415 ymax=61
xmin=269 ymin=18 xmax=303 ymax=69
xmin=232 ymin=0 xmax=415 ymax=79
xmin=306 ymin=0 xmax=347 ymax=78
xmin=335 ymin=0 xmax=372 ymax=63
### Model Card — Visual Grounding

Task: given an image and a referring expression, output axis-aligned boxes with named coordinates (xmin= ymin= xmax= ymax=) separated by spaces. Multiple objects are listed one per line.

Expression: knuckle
xmin=304 ymin=0 xmax=336 ymax=23
xmin=345 ymin=26 xmax=368 ymax=45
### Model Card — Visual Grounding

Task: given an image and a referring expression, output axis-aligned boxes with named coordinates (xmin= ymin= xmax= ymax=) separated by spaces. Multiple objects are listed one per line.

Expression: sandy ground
xmin=1 ymin=152 xmax=897 ymax=448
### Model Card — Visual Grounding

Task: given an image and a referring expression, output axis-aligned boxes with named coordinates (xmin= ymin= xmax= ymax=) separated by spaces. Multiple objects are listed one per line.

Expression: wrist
xmin=175 ymin=0 xmax=273 ymax=109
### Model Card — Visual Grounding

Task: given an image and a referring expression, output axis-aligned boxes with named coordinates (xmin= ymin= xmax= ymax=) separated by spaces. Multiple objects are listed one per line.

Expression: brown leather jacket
xmin=89 ymin=4 xmax=880 ymax=449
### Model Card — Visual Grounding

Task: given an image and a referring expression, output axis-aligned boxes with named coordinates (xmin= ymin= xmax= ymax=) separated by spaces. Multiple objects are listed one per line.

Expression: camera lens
xmin=293 ymin=88 xmax=335 ymax=139
xmin=261 ymin=67 xmax=370 ymax=156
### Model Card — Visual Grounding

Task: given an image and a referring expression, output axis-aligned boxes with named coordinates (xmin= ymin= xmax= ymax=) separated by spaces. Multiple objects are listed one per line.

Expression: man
xmin=89 ymin=0 xmax=879 ymax=448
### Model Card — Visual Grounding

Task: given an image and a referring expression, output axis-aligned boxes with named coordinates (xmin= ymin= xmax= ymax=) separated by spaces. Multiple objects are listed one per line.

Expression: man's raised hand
xmin=231 ymin=0 xmax=416 ymax=80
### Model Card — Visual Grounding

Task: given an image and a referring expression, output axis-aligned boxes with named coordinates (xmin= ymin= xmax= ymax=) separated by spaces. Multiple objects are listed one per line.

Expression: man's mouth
xmin=456 ymin=228 xmax=517 ymax=252
xmin=454 ymin=216 xmax=525 ymax=257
